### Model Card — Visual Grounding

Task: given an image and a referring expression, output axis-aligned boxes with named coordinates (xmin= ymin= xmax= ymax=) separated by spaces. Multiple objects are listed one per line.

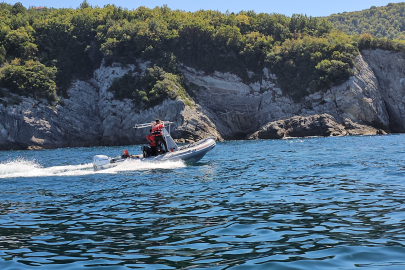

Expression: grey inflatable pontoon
xmin=93 ymin=122 xmax=216 ymax=171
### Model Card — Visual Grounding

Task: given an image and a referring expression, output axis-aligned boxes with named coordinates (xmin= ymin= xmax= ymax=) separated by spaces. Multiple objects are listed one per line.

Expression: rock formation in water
xmin=0 ymin=49 xmax=403 ymax=150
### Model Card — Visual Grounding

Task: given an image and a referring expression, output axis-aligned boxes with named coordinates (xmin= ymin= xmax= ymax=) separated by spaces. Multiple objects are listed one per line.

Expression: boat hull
xmin=93 ymin=138 xmax=216 ymax=171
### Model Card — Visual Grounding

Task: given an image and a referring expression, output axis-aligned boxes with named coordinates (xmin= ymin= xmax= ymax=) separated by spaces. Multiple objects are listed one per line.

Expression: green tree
xmin=0 ymin=58 xmax=57 ymax=101
xmin=11 ymin=2 xmax=26 ymax=15
xmin=79 ymin=0 xmax=91 ymax=9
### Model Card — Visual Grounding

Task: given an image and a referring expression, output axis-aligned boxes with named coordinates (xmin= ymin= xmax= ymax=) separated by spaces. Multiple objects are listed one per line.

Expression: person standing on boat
xmin=146 ymin=129 xmax=157 ymax=156
xmin=152 ymin=119 xmax=168 ymax=153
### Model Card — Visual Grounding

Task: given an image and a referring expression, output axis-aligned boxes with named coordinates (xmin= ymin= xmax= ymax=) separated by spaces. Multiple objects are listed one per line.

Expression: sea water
xmin=0 ymin=135 xmax=405 ymax=270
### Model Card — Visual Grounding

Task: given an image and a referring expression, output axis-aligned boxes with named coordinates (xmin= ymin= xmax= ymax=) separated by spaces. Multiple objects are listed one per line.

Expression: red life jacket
xmin=146 ymin=134 xmax=156 ymax=147
xmin=152 ymin=123 xmax=164 ymax=136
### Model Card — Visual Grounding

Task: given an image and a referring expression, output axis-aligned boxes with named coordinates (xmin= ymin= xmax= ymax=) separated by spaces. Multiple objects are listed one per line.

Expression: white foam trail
xmin=106 ymin=159 xmax=186 ymax=172
xmin=0 ymin=158 xmax=42 ymax=175
xmin=0 ymin=158 xmax=186 ymax=178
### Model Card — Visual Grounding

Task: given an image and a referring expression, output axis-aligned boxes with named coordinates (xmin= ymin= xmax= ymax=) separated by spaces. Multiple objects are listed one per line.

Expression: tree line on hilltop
xmin=0 ymin=1 xmax=404 ymax=106
xmin=327 ymin=2 xmax=405 ymax=40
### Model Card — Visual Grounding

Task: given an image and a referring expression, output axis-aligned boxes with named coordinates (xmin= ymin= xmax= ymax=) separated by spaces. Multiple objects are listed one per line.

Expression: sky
xmin=9 ymin=0 xmax=405 ymax=17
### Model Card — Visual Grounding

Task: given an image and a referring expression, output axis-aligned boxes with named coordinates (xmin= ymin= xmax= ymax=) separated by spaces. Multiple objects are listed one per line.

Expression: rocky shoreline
xmin=247 ymin=114 xmax=386 ymax=140
xmin=0 ymin=49 xmax=404 ymax=150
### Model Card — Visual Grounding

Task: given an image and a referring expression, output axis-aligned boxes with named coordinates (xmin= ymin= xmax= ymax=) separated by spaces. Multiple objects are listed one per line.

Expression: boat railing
xmin=134 ymin=121 xmax=175 ymax=134
xmin=134 ymin=121 xmax=174 ymax=129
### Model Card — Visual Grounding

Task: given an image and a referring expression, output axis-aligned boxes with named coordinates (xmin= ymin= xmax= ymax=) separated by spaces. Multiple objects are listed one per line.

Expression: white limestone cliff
xmin=0 ymin=49 xmax=403 ymax=150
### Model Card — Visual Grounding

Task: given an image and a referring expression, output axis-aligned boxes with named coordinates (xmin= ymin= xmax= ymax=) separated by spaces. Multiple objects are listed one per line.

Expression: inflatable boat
xmin=93 ymin=122 xmax=216 ymax=171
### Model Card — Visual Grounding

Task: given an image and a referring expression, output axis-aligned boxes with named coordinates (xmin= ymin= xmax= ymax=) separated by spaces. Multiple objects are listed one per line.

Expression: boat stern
xmin=93 ymin=155 xmax=110 ymax=171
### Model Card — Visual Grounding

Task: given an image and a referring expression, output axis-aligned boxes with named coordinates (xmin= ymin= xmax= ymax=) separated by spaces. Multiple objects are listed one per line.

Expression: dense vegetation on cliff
xmin=327 ymin=2 xmax=405 ymax=40
xmin=1 ymin=2 xmax=405 ymax=104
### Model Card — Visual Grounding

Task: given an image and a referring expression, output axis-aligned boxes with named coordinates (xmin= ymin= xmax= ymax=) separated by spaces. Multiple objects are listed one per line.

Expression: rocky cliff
xmin=183 ymin=49 xmax=402 ymax=140
xmin=0 ymin=49 xmax=404 ymax=150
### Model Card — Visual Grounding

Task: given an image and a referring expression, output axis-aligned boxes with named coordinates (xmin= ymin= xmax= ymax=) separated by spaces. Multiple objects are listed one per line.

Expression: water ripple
xmin=1 ymin=135 xmax=405 ymax=269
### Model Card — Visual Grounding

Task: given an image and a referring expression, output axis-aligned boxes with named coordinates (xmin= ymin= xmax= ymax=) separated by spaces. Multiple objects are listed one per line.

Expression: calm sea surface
xmin=1 ymin=135 xmax=405 ymax=270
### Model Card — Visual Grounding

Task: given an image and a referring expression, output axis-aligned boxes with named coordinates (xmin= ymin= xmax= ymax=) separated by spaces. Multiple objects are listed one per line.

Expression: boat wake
xmin=0 ymin=158 xmax=186 ymax=178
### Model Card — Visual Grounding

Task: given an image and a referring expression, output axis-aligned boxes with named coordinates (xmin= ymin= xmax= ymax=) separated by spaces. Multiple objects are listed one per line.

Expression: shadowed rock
xmin=248 ymin=114 xmax=386 ymax=139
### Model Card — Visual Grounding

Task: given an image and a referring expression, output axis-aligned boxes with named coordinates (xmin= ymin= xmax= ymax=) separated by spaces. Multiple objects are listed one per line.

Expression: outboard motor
xmin=93 ymin=155 xmax=110 ymax=170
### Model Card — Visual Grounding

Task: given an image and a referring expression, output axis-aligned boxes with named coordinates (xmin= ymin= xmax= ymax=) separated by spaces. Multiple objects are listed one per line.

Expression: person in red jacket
xmin=121 ymin=149 xmax=130 ymax=158
xmin=152 ymin=119 xmax=168 ymax=153
xmin=146 ymin=129 xmax=157 ymax=156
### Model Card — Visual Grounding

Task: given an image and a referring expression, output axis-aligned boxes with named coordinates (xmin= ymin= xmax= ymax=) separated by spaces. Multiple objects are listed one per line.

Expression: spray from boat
xmin=0 ymin=158 xmax=186 ymax=178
